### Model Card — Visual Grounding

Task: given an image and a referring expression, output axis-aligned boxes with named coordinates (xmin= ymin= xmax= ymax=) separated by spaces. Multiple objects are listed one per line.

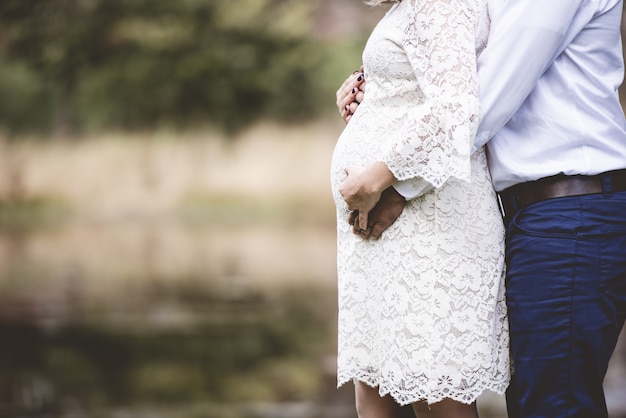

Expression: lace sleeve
xmin=380 ymin=0 xmax=481 ymax=188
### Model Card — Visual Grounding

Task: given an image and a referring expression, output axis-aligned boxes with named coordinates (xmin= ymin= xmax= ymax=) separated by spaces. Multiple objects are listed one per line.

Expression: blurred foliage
xmin=0 ymin=0 xmax=357 ymax=137
xmin=0 ymin=196 xmax=71 ymax=231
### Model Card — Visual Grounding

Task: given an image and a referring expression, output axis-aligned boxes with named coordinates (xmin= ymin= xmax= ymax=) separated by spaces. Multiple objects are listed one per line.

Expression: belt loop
xmin=602 ymin=173 xmax=613 ymax=196
xmin=496 ymin=194 xmax=506 ymax=219
xmin=500 ymin=190 xmax=520 ymax=220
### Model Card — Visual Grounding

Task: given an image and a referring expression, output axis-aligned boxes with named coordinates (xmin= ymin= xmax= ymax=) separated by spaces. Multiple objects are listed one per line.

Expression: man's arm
xmin=474 ymin=0 xmax=583 ymax=148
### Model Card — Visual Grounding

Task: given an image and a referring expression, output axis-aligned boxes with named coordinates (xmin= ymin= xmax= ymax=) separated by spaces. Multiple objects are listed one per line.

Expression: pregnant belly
xmin=330 ymin=107 xmax=398 ymax=206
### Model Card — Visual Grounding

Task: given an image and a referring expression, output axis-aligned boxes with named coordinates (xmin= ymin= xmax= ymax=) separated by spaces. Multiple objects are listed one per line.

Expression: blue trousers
xmin=503 ymin=187 xmax=626 ymax=418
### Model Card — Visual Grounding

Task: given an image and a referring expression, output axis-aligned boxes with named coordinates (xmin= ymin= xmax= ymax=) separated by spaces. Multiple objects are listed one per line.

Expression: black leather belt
xmin=500 ymin=169 xmax=626 ymax=217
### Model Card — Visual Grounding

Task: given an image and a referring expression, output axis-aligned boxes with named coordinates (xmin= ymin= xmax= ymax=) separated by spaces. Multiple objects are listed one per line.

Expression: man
xmin=336 ymin=1 xmax=626 ymax=417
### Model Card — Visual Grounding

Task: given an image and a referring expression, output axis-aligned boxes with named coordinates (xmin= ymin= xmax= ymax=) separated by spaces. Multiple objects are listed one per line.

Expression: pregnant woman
xmin=329 ymin=0 xmax=509 ymax=417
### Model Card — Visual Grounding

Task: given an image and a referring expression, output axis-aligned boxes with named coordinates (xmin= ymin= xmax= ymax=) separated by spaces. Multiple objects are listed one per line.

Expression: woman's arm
xmin=377 ymin=0 xmax=480 ymax=187
xmin=340 ymin=0 xmax=482 ymax=229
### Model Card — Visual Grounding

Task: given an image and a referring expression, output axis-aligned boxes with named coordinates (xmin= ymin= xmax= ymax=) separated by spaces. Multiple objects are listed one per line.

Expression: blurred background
xmin=0 ymin=1 xmax=624 ymax=417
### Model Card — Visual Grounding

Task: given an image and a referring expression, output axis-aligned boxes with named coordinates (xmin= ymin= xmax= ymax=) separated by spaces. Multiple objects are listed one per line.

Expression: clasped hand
xmin=340 ymin=165 xmax=383 ymax=234
xmin=339 ymin=162 xmax=404 ymax=240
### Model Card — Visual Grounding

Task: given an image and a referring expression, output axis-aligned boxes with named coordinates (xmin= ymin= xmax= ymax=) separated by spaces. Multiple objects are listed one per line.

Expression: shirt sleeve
xmin=473 ymin=0 xmax=583 ymax=150
xmin=380 ymin=0 xmax=481 ymax=195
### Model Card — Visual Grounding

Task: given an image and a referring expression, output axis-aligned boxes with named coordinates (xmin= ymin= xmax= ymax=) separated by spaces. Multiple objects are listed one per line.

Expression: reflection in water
xmin=0 ymin=221 xmax=624 ymax=418
xmin=0 ymin=221 xmax=346 ymax=418
xmin=0 ymin=286 xmax=339 ymax=417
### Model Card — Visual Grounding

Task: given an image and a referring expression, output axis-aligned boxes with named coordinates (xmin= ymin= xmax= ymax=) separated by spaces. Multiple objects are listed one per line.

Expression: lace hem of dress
xmin=337 ymin=370 xmax=508 ymax=406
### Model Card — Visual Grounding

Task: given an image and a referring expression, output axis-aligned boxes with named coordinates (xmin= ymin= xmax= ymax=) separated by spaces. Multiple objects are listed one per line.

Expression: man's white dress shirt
xmin=396 ymin=0 xmax=626 ymax=196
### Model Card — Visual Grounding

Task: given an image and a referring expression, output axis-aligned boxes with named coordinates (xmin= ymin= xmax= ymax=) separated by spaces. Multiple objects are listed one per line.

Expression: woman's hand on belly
xmin=339 ymin=162 xmax=397 ymax=231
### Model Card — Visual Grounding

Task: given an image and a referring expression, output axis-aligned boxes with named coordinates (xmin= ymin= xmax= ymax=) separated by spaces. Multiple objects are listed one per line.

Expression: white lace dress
xmin=330 ymin=0 xmax=510 ymax=406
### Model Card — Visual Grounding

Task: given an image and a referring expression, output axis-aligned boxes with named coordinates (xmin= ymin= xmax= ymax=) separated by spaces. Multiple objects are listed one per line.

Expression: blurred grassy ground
xmin=0 ymin=120 xmax=343 ymax=223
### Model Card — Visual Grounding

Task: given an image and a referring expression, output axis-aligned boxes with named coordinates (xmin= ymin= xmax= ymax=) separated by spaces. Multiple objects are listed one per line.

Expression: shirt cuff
xmin=392 ymin=178 xmax=434 ymax=200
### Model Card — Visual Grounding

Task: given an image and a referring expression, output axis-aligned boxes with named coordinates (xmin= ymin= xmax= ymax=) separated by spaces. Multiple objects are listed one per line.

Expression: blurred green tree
xmin=0 ymin=0 xmax=324 ymax=136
